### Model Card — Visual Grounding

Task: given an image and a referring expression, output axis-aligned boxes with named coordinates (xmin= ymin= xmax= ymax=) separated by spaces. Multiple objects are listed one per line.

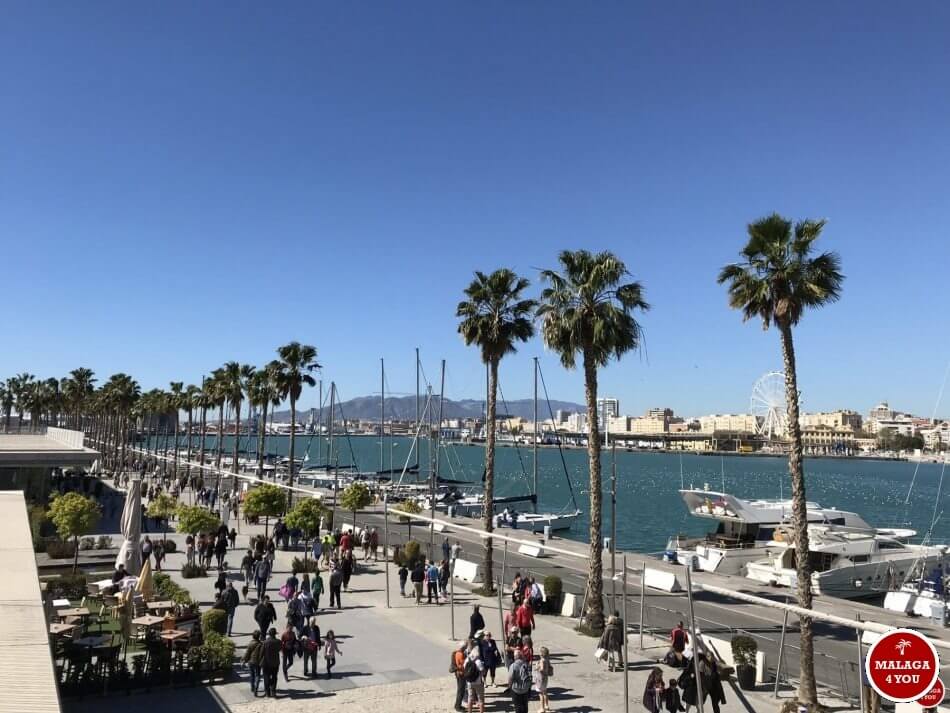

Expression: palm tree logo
xmin=895 ymin=639 xmax=913 ymax=656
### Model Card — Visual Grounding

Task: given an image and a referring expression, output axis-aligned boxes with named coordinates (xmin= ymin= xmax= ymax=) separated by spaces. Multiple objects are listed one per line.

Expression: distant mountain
xmin=271 ymin=395 xmax=585 ymax=422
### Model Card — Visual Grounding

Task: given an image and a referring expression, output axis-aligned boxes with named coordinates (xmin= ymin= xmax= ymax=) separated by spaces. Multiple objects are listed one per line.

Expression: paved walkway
xmin=63 ymin=500 xmax=858 ymax=713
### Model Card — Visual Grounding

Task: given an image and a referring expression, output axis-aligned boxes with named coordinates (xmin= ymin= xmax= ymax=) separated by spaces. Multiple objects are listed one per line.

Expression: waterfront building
xmin=801 ymin=424 xmax=856 ymax=455
xmin=697 ymin=413 xmax=758 ymax=434
xmin=564 ymin=412 xmax=587 ymax=433
xmin=0 ymin=427 xmax=99 ymax=501
xmin=629 ymin=415 xmax=668 ymax=434
xmin=597 ymin=397 xmax=619 ymax=420
xmin=872 ymin=416 xmax=917 ymax=437
xmin=921 ymin=421 xmax=950 ymax=450
xmin=800 ymin=410 xmax=863 ymax=430
xmin=647 ymin=407 xmax=674 ymax=420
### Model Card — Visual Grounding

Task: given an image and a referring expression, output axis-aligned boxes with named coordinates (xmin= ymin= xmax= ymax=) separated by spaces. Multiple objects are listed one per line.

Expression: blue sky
xmin=2 ymin=2 xmax=948 ymax=418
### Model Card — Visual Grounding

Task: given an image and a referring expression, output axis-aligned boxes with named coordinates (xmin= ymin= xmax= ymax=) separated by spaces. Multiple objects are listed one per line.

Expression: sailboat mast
xmin=415 ymin=347 xmax=420 ymax=472
xmin=380 ymin=359 xmax=385 ymax=474
xmin=432 ymin=360 xmax=445 ymax=551
xmin=318 ymin=379 xmax=323 ymax=462
xmin=327 ymin=383 xmax=336 ymax=474
xmin=533 ymin=357 xmax=539 ymax=513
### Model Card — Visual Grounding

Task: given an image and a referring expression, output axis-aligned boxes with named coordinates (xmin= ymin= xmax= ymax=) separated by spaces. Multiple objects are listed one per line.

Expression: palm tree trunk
xmin=215 ymin=404 xmax=224 ymax=491
xmin=258 ymin=401 xmax=268 ymax=477
xmin=582 ymin=349 xmax=605 ymax=632
xmin=483 ymin=359 xmax=498 ymax=592
xmin=186 ymin=408 xmax=193 ymax=487
xmin=173 ymin=411 xmax=180 ymax=482
xmin=233 ymin=399 xmax=241 ymax=475
xmin=779 ymin=320 xmax=817 ymax=706
xmin=288 ymin=397 xmax=297 ymax=509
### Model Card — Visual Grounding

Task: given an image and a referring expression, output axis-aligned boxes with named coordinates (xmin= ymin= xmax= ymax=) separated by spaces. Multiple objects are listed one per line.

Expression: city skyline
xmin=2 ymin=3 xmax=948 ymax=416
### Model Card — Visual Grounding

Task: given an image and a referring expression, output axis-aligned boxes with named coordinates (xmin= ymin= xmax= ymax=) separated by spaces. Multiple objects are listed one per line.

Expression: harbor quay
xmin=37 ymin=463 xmax=946 ymax=713
xmin=60 ymin=482 xmax=864 ymax=713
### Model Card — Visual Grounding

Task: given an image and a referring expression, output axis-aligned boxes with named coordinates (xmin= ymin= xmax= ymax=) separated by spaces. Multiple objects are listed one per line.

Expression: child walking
xmin=324 ymin=630 xmax=343 ymax=679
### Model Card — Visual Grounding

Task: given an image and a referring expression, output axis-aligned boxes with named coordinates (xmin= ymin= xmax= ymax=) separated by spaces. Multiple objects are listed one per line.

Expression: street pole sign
xmin=865 ymin=628 xmax=940 ymax=703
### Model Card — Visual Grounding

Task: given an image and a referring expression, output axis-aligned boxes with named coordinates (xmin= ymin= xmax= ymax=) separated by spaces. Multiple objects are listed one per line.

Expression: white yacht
xmin=497 ymin=507 xmax=581 ymax=533
xmin=668 ymin=489 xmax=873 ymax=576
xmin=883 ymin=565 xmax=949 ymax=618
xmin=745 ymin=525 xmax=948 ymax=599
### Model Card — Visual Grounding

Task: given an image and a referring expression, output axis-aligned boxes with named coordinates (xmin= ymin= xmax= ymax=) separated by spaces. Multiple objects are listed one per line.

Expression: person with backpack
xmin=242 ymin=630 xmax=264 ymax=696
xmin=254 ymin=595 xmax=277 ymax=636
xmin=534 ymin=646 xmax=554 ymax=713
xmin=427 ymin=559 xmax=441 ymax=604
xmin=254 ymin=555 xmax=272 ymax=601
xmin=280 ymin=623 xmax=297 ymax=682
xmin=329 ymin=563 xmax=344 ymax=608
xmin=451 ymin=641 xmax=468 ymax=712
xmin=463 ymin=638 xmax=486 ymax=713
xmin=508 ymin=648 xmax=533 ymax=713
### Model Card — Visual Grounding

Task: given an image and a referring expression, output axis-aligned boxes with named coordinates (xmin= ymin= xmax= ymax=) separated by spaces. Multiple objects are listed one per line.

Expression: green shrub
xmin=47 ymin=573 xmax=88 ymax=600
xmin=46 ymin=539 xmax=76 ymax=559
xmin=394 ymin=540 xmax=423 ymax=568
xmin=731 ymin=634 xmax=757 ymax=667
xmin=201 ymin=609 xmax=228 ymax=637
xmin=154 ymin=572 xmax=193 ymax=607
xmin=291 ymin=556 xmax=321 ymax=573
xmin=181 ymin=563 xmax=207 ymax=579
xmin=543 ymin=576 xmax=563 ymax=614
xmin=200 ymin=632 xmax=235 ymax=670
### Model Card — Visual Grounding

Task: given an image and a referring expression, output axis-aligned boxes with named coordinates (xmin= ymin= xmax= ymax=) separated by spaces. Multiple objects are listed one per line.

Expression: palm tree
xmin=184 ymin=384 xmax=199 ymax=482
xmin=169 ymin=382 xmax=184 ymax=480
xmin=12 ymin=373 xmax=35 ymax=429
xmin=63 ymin=368 xmax=96 ymax=431
xmin=221 ymin=362 xmax=256 ymax=476
xmin=457 ymin=269 xmax=536 ymax=593
xmin=718 ymin=213 xmax=843 ymax=706
xmin=249 ymin=362 xmax=281 ymax=477
xmin=209 ymin=368 xmax=227 ymax=477
xmin=537 ymin=250 xmax=649 ymax=632
xmin=275 ymin=342 xmax=320 ymax=504
xmin=0 ymin=382 xmax=13 ymax=433
xmin=196 ymin=378 xmax=216 ymax=486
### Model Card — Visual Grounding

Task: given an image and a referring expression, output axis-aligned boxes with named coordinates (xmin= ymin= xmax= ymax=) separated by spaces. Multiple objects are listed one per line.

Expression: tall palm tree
xmin=0 ymin=382 xmax=13 ymax=433
xmin=169 ymin=382 xmax=185 ymax=480
xmin=184 ymin=384 xmax=199 ymax=481
xmin=457 ymin=269 xmax=536 ymax=592
xmin=275 ymin=342 xmax=320 ymax=504
xmin=221 ymin=362 xmax=255 ymax=476
xmin=196 ymin=378 xmax=216 ymax=486
xmin=718 ymin=213 xmax=843 ymax=706
xmin=249 ymin=362 xmax=281 ymax=477
xmin=537 ymin=250 xmax=649 ymax=632
xmin=63 ymin=368 xmax=96 ymax=431
xmin=12 ymin=373 xmax=35 ymax=429
xmin=209 ymin=368 xmax=227 ymax=477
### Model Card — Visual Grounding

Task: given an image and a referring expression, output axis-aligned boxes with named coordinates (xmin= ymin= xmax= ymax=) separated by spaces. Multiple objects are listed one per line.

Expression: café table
xmin=49 ymin=622 xmax=78 ymax=636
xmin=147 ymin=600 xmax=175 ymax=614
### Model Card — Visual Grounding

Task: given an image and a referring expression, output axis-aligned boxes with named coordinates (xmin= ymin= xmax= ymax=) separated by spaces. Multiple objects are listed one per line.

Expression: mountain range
xmin=270 ymin=395 xmax=585 ymax=422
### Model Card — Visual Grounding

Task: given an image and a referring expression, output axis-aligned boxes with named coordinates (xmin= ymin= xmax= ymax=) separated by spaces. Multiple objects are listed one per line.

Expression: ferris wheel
xmin=751 ymin=371 xmax=788 ymax=439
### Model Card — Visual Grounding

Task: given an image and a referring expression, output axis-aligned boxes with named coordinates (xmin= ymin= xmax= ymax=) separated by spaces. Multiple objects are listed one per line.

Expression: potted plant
xmin=731 ymin=634 xmax=757 ymax=690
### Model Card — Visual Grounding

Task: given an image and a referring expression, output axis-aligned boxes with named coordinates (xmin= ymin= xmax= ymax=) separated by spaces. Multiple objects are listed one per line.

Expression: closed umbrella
xmin=136 ymin=558 xmax=154 ymax=601
xmin=115 ymin=477 xmax=142 ymax=574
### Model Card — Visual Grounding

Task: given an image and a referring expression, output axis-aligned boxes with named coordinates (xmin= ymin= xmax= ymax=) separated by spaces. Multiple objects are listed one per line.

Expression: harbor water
xmin=162 ymin=434 xmax=950 ymax=553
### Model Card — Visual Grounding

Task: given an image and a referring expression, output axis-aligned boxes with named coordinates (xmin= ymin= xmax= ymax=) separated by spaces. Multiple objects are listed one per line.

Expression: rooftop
xmin=0 ymin=428 xmax=98 ymax=468
xmin=0 ymin=491 xmax=60 ymax=712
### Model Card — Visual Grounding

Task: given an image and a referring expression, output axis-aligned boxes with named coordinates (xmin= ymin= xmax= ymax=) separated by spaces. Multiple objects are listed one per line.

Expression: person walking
xmin=228 ymin=526 xmax=237 ymax=549
xmin=312 ymin=568 xmax=324 ymax=611
xmin=323 ymin=630 xmax=342 ymax=679
xmin=286 ymin=592 xmax=305 ymax=635
xmin=341 ymin=551 xmax=354 ymax=592
xmin=254 ymin=556 xmax=272 ymax=601
xmin=451 ymin=641 xmax=468 ymax=712
xmin=283 ymin=571 xmax=299 ymax=602
xmin=670 ymin=621 xmax=689 ymax=666
xmin=706 ymin=658 xmax=726 ymax=713
xmin=215 ymin=534 xmax=228 ymax=570
xmin=254 ymin=595 xmax=277 ymax=636
xmin=243 ymin=630 xmax=264 ymax=696
xmin=426 ymin=559 xmax=440 ymax=604
xmin=398 ymin=563 xmax=409 ymax=597
xmin=534 ymin=646 xmax=553 ymax=713
xmin=411 ymin=560 xmax=425 ymax=604
xmin=370 ymin=528 xmax=379 ymax=561
xmin=329 ymin=564 xmax=343 ymax=609
xmin=257 ymin=627 xmax=279 ymax=697
xmin=480 ymin=631 xmax=501 ymax=687
xmin=241 ymin=549 xmax=255 ymax=583
xmin=469 ymin=605 xmax=485 ymax=640
xmin=463 ymin=638 xmax=486 ymax=713
xmin=508 ymin=649 xmax=533 ymax=713
xmin=515 ymin=600 xmax=535 ymax=637
xmin=599 ymin=610 xmax=625 ymax=671
xmin=185 ymin=533 xmax=195 ymax=566
xmin=442 ymin=537 xmax=451 ymax=563
xmin=280 ymin=623 xmax=297 ymax=682
xmin=440 ymin=559 xmax=451 ymax=597
xmin=360 ymin=528 xmax=370 ymax=560
xmin=222 ymin=581 xmax=240 ymax=636
xmin=643 ymin=668 xmax=666 ymax=713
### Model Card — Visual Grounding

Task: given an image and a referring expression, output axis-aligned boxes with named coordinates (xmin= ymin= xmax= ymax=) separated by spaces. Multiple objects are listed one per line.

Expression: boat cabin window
xmin=877 ymin=540 xmax=905 ymax=550
xmin=826 ymin=517 xmax=846 ymax=526
xmin=806 ymin=551 xmax=836 ymax=572
xmin=851 ymin=555 xmax=870 ymax=563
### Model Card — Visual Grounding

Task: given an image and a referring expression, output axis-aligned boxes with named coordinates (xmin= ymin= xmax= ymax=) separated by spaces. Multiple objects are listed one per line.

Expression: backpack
xmin=449 ymin=651 xmax=462 ymax=674
xmin=510 ymin=661 xmax=533 ymax=694
xmin=463 ymin=657 xmax=480 ymax=682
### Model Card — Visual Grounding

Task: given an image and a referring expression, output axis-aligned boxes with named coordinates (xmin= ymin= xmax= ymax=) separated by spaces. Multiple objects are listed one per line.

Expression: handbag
xmin=594 ymin=647 xmax=608 ymax=662
xmin=279 ymin=584 xmax=291 ymax=599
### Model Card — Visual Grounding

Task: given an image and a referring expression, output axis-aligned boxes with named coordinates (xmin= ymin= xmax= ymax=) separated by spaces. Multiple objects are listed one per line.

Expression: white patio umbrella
xmin=115 ymin=477 xmax=142 ymax=574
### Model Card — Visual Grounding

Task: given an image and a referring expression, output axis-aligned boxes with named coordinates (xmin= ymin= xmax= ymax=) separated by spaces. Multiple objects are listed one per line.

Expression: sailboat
xmin=494 ymin=358 xmax=581 ymax=533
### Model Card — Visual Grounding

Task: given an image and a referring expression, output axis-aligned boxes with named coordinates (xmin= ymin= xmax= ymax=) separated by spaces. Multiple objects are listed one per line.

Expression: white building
xmin=921 ymin=421 xmax=950 ymax=450
xmin=597 ymin=398 xmax=619 ymax=420
xmin=698 ymin=414 xmax=758 ymax=434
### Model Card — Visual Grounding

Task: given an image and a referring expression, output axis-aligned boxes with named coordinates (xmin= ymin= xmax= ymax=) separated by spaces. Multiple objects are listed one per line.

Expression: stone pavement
xmin=64 ymin=508 xmax=860 ymax=713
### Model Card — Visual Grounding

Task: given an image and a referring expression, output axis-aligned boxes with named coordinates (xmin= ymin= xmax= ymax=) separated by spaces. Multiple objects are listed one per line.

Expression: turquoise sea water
xmin=165 ymin=434 xmax=950 ymax=553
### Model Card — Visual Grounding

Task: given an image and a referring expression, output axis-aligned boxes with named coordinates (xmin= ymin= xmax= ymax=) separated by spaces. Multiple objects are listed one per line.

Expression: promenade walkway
xmin=63 ymin=498 xmax=859 ymax=713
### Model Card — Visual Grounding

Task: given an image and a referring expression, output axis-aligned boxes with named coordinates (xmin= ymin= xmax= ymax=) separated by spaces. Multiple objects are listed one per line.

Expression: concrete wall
xmin=47 ymin=427 xmax=85 ymax=449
